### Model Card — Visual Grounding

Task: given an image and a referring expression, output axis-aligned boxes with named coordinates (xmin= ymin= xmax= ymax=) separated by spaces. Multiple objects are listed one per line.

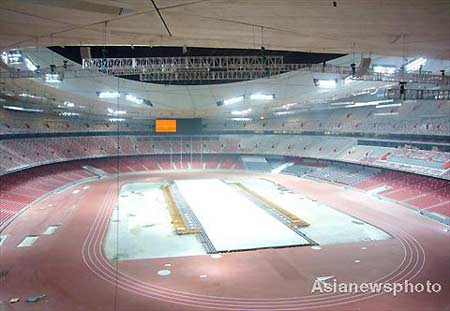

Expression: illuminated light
xmin=405 ymin=57 xmax=427 ymax=72
xmin=274 ymin=111 xmax=295 ymax=116
xmin=108 ymin=118 xmax=126 ymax=122
xmin=0 ymin=52 xmax=7 ymax=64
xmin=59 ymin=112 xmax=79 ymax=117
xmin=223 ymin=95 xmax=244 ymax=105
xmin=45 ymin=73 xmax=62 ymax=83
xmin=97 ymin=91 xmax=120 ymax=99
xmin=6 ymin=49 xmax=23 ymax=64
xmin=3 ymin=105 xmax=43 ymax=113
xmin=375 ymin=103 xmax=402 ymax=109
xmin=250 ymin=93 xmax=274 ymax=100
xmin=230 ymin=117 xmax=253 ymax=121
xmin=19 ymin=93 xmax=44 ymax=100
xmin=373 ymin=65 xmax=396 ymax=74
xmin=231 ymin=108 xmax=252 ymax=115
xmin=330 ymin=101 xmax=354 ymax=106
xmin=343 ymin=76 xmax=355 ymax=85
xmin=373 ymin=112 xmax=399 ymax=116
xmin=24 ymin=58 xmax=38 ymax=71
xmin=107 ymin=108 xmax=126 ymax=115
xmin=126 ymin=94 xmax=144 ymax=104
xmin=345 ymin=99 xmax=393 ymax=108
xmin=64 ymin=101 xmax=75 ymax=108
xmin=314 ymin=79 xmax=337 ymax=88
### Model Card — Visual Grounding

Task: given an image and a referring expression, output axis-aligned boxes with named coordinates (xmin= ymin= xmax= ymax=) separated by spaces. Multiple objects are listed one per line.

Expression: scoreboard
xmin=155 ymin=119 xmax=177 ymax=133
xmin=155 ymin=118 xmax=202 ymax=134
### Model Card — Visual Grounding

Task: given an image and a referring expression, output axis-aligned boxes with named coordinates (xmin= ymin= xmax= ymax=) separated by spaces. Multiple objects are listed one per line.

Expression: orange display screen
xmin=155 ymin=119 xmax=177 ymax=133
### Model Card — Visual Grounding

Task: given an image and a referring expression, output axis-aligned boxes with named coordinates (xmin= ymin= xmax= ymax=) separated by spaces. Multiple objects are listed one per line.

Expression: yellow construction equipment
xmin=161 ymin=185 xmax=201 ymax=235
xmin=236 ymin=183 xmax=310 ymax=228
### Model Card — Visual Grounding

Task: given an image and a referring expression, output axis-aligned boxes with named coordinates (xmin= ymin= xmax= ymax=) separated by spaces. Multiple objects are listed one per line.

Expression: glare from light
xmin=126 ymin=94 xmax=144 ymax=104
xmin=59 ymin=111 xmax=79 ymax=117
xmin=109 ymin=118 xmax=126 ymax=122
xmin=24 ymin=58 xmax=38 ymax=71
xmin=3 ymin=105 xmax=43 ymax=113
xmin=45 ymin=73 xmax=61 ymax=83
xmin=250 ymin=93 xmax=274 ymax=100
xmin=405 ymin=57 xmax=427 ymax=72
xmin=330 ymin=101 xmax=354 ymax=106
xmin=19 ymin=93 xmax=44 ymax=100
xmin=230 ymin=117 xmax=253 ymax=121
xmin=373 ymin=112 xmax=399 ymax=116
xmin=223 ymin=95 xmax=244 ymax=105
xmin=0 ymin=52 xmax=7 ymax=64
xmin=314 ymin=79 xmax=337 ymax=89
xmin=345 ymin=99 xmax=393 ymax=108
xmin=108 ymin=108 xmax=126 ymax=115
xmin=343 ymin=76 xmax=354 ymax=85
xmin=98 ymin=91 xmax=120 ymax=99
xmin=231 ymin=108 xmax=252 ymax=115
xmin=375 ymin=103 xmax=402 ymax=109
xmin=6 ymin=50 xmax=23 ymax=64
xmin=274 ymin=111 xmax=295 ymax=116
xmin=64 ymin=101 xmax=75 ymax=108
xmin=373 ymin=65 xmax=396 ymax=74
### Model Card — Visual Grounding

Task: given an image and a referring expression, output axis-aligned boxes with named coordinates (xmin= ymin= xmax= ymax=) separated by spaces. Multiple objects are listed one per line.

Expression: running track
xmin=0 ymin=171 xmax=449 ymax=310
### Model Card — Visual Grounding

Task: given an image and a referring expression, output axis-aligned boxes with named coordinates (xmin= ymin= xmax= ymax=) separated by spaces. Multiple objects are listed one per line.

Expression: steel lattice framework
xmin=0 ymin=55 xmax=448 ymax=85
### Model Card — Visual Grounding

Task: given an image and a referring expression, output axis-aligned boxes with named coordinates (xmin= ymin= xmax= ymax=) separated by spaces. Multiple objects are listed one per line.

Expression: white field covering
xmin=175 ymin=179 xmax=309 ymax=251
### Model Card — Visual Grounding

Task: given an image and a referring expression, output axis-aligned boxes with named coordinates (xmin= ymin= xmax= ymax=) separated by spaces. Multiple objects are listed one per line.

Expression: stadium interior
xmin=0 ymin=1 xmax=449 ymax=310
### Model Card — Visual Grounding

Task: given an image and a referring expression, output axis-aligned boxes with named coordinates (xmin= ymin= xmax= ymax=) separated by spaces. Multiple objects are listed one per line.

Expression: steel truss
xmin=385 ymin=88 xmax=450 ymax=100
xmin=0 ymin=55 xmax=448 ymax=85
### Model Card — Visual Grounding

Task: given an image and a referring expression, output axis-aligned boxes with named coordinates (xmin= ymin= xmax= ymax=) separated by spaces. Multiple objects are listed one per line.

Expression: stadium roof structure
xmin=0 ymin=1 xmax=449 ymax=120
xmin=0 ymin=0 xmax=449 ymax=58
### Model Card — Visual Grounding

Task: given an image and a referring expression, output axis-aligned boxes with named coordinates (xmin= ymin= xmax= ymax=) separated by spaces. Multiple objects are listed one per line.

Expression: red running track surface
xmin=0 ymin=171 xmax=449 ymax=311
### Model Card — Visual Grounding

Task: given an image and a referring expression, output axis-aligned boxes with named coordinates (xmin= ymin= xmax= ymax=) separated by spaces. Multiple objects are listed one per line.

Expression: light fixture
xmin=223 ymin=95 xmax=244 ymax=105
xmin=278 ymin=103 xmax=297 ymax=110
xmin=24 ymin=58 xmax=38 ymax=71
xmin=59 ymin=111 xmax=79 ymax=117
xmin=274 ymin=111 xmax=295 ymax=116
xmin=107 ymin=108 xmax=126 ymax=115
xmin=231 ymin=108 xmax=252 ymax=115
xmin=45 ymin=64 xmax=62 ymax=83
xmin=373 ymin=65 xmax=396 ymax=74
xmin=313 ymin=79 xmax=337 ymax=88
xmin=4 ymin=49 xmax=23 ymax=64
xmin=19 ymin=93 xmax=44 ymax=100
xmin=250 ymin=93 xmax=274 ymax=100
xmin=126 ymin=94 xmax=144 ymax=104
xmin=3 ymin=105 xmax=43 ymax=113
xmin=375 ymin=103 xmax=402 ymax=109
xmin=343 ymin=76 xmax=355 ymax=85
xmin=230 ymin=117 xmax=253 ymax=121
xmin=404 ymin=57 xmax=427 ymax=72
xmin=373 ymin=112 xmax=399 ymax=116
xmin=45 ymin=73 xmax=62 ymax=83
xmin=344 ymin=99 xmax=393 ymax=108
xmin=97 ymin=91 xmax=120 ymax=99
xmin=330 ymin=101 xmax=354 ymax=106
xmin=108 ymin=118 xmax=126 ymax=122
